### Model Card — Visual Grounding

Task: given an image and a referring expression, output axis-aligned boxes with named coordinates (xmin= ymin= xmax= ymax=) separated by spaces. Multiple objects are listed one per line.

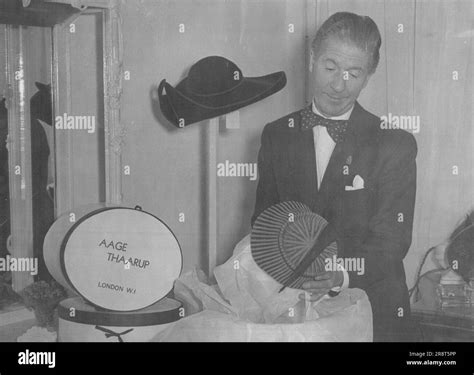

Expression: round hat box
xmin=58 ymin=297 xmax=182 ymax=342
xmin=44 ymin=204 xmax=182 ymax=311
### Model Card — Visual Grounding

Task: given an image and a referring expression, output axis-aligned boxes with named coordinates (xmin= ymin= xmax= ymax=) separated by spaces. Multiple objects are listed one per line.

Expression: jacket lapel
xmin=314 ymin=129 xmax=356 ymax=215
xmin=313 ymin=101 xmax=371 ymax=216
xmin=290 ymin=101 xmax=373 ymax=216
xmin=288 ymin=106 xmax=318 ymax=208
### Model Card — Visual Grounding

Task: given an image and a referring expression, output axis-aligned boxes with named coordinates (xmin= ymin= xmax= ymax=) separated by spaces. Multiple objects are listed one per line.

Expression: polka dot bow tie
xmin=300 ymin=107 xmax=349 ymax=143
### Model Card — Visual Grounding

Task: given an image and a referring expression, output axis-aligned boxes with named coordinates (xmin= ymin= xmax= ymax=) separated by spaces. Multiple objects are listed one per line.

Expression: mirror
xmin=0 ymin=0 xmax=121 ymax=312
xmin=0 ymin=24 xmax=54 ymax=310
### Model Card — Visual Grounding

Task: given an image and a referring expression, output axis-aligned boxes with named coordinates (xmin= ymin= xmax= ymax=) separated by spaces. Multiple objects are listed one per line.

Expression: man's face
xmin=311 ymin=36 xmax=372 ymax=117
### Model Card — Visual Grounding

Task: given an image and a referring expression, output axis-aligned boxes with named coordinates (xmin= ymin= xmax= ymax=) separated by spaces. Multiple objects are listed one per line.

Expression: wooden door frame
xmin=4 ymin=24 xmax=35 ymax=292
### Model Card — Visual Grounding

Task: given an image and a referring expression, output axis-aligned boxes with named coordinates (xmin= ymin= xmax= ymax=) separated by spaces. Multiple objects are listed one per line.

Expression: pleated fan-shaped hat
xmin=251 ymin=201 xmax=339 ymax=290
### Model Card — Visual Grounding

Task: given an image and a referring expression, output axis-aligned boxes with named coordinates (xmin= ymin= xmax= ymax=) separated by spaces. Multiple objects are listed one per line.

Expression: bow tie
xmin=300 ymin=106 xmax=349 ymax=143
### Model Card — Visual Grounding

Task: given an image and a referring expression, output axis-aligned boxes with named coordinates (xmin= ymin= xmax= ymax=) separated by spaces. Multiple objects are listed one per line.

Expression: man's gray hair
xmin=312 ymin=12 xmax=382 ymax=74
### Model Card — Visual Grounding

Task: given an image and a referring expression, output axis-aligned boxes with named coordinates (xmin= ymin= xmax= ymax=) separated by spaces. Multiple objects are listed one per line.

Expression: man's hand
xmin=299 ymin=270 xmax=344 ymax=301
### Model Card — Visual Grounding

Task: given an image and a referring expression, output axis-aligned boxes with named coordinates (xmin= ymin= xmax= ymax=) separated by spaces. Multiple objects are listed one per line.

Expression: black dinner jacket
xmin=252 ymin=101 xmax=418 ymax=341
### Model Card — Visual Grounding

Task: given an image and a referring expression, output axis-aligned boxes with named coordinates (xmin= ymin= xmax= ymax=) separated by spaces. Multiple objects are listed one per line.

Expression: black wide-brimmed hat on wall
xmin=158 ymin=56 xmax=287 ymax=127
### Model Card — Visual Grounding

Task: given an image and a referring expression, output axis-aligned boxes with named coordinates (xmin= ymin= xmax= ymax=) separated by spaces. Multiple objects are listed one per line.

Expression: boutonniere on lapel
xmin=345 ymin=174 xmax=364 ymax=191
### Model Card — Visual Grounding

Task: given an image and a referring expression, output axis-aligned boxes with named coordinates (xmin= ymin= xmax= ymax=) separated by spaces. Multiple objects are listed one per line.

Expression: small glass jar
xmin=436 ymin=282 xmax=471 ymax=308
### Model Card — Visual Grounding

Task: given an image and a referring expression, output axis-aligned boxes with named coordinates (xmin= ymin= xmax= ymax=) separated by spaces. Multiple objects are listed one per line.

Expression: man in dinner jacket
xmin=252 ymin=12 xmax=418 ymax=342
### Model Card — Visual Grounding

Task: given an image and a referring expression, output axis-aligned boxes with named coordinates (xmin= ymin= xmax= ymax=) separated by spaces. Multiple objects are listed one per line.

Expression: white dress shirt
xmin=311 ymin=99 xmax=353 ymax=291
xmin=312 ymin=100 xmax=354 ymax=189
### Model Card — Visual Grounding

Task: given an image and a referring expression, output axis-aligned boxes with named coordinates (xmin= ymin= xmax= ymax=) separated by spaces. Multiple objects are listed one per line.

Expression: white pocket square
xmin=345 ymin=174 xmax=364 ymax=191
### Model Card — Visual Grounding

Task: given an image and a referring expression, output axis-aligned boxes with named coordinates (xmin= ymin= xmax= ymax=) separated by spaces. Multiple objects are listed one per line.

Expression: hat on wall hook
xmin=158 ymin=56 xmax=287 ymax=128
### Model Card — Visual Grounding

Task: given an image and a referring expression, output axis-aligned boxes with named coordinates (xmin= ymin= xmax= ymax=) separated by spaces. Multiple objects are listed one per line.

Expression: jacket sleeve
xmin=348 ymin=132 xmax=418 ymax=289
xmin=251 ymin=124 xmax=280 ymax=227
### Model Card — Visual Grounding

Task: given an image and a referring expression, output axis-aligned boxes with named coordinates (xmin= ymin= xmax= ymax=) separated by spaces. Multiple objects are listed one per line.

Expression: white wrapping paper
xmin=153 ymin=235 xmax=373 ymax=342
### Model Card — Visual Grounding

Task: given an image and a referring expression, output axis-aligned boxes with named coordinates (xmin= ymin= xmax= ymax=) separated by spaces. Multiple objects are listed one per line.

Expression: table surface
xmin=412 ymin=305 xmax=474 ymax=329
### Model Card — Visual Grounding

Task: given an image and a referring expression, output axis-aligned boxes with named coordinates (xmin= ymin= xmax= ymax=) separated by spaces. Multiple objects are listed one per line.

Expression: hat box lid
xmin=44 ymin=204 xmax=182 ymax=312
xmin=58 ymin=297 xmax=182 ymax=326
xmin=58 ymin=297 xmax=182 ymax=342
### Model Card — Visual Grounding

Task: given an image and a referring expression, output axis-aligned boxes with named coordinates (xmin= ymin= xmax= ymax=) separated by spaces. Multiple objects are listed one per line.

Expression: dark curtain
xmin=30 ymin=82 xmax=54 ymax=281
